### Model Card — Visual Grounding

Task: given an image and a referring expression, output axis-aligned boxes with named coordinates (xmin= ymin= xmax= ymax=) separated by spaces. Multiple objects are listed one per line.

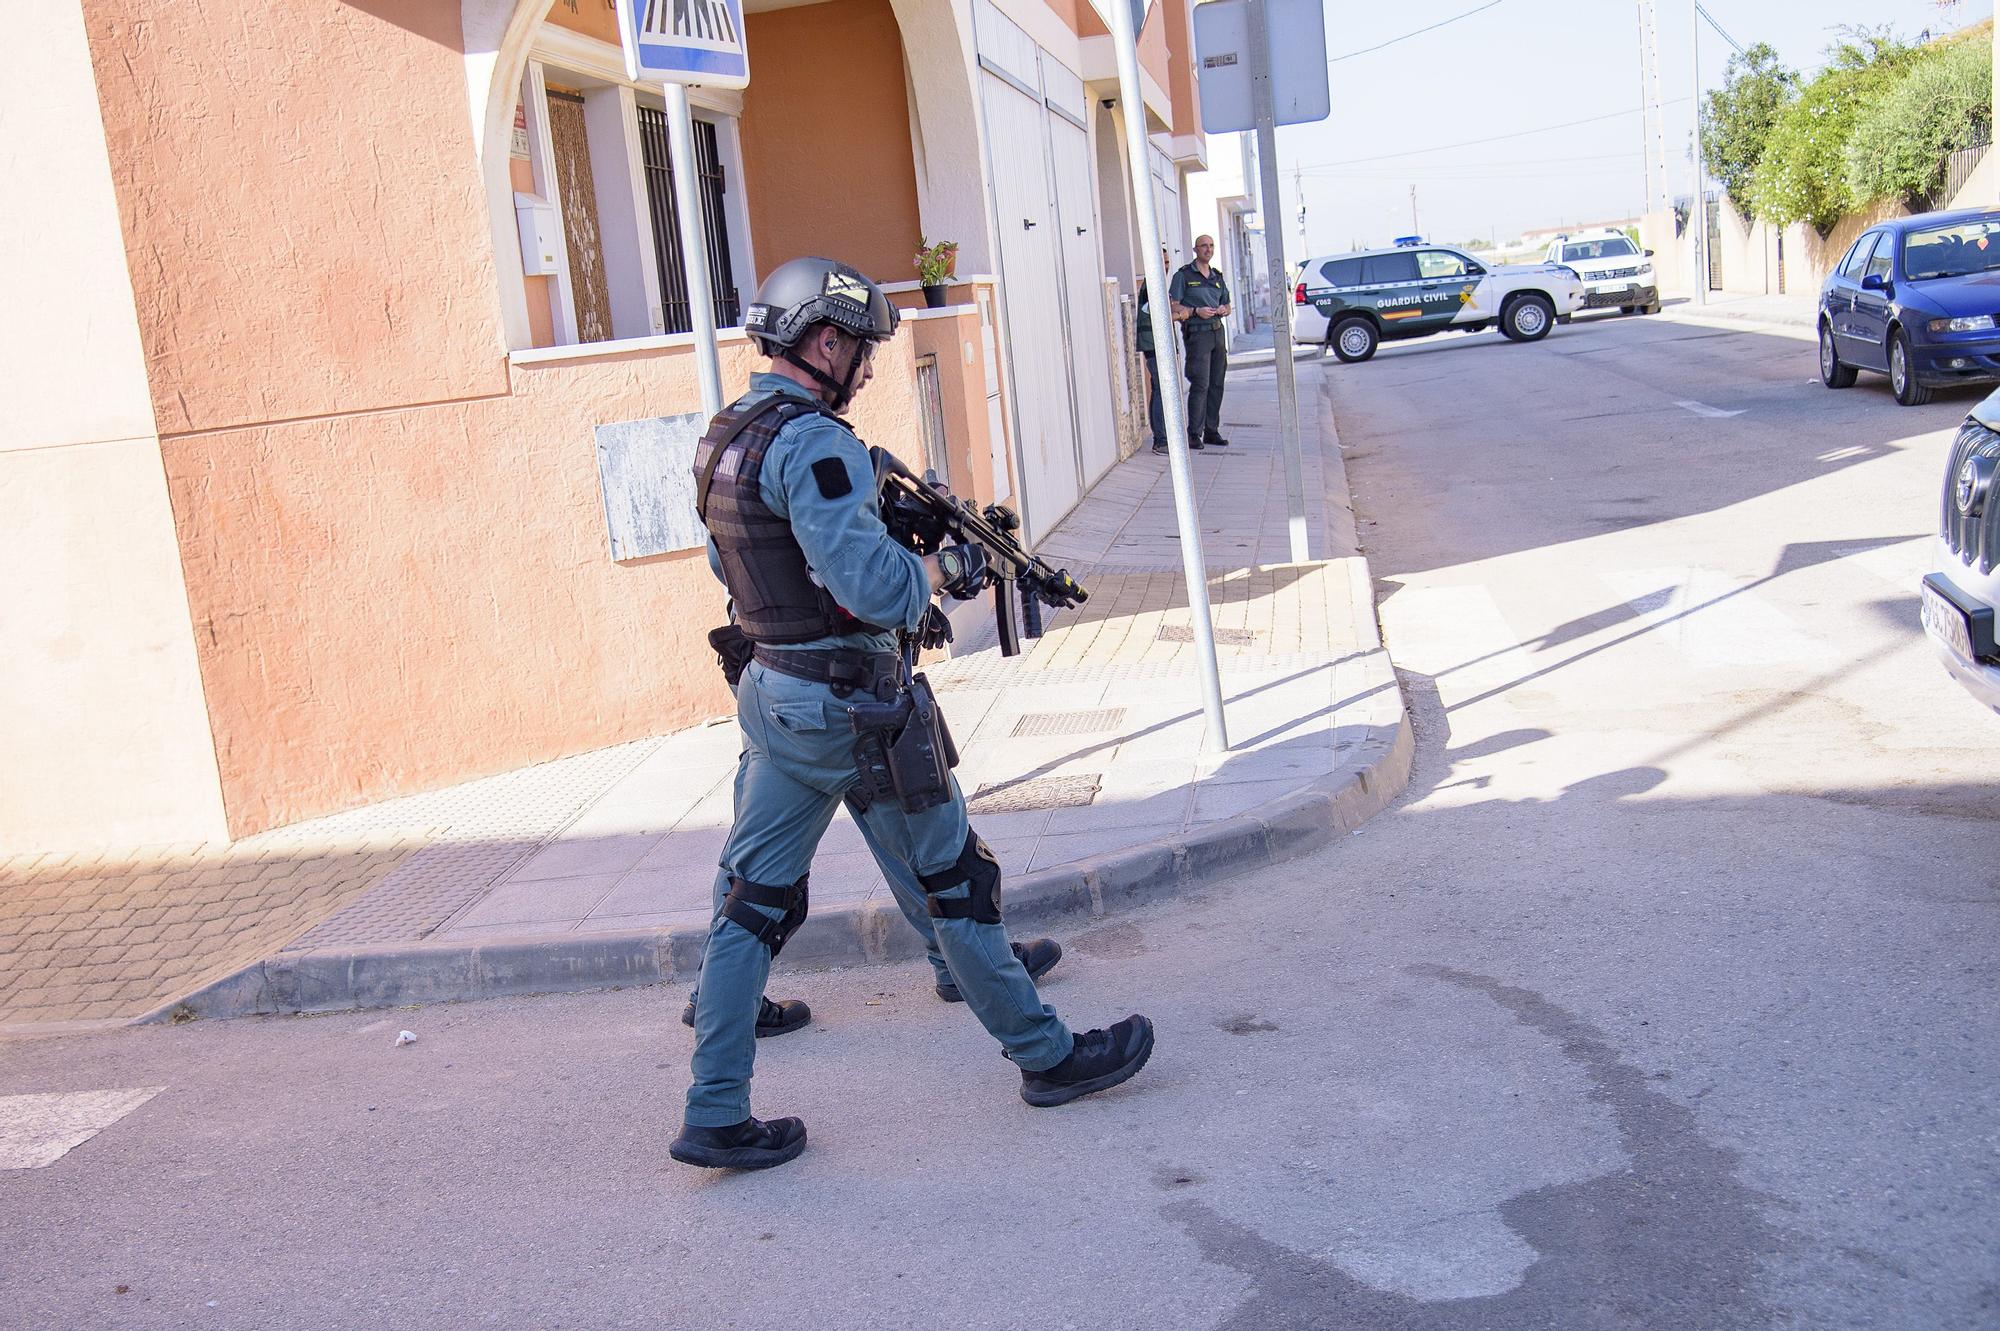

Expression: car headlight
xmin=1928 ymin=315 xmax=1997 ymax=334
xmin=1638 ymin=263 xmax=1653 ymax=276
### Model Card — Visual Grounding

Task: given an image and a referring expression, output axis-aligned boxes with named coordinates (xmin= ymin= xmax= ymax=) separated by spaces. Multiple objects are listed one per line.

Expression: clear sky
xmin=1267 ymin=0 xmax=1983 ymax=256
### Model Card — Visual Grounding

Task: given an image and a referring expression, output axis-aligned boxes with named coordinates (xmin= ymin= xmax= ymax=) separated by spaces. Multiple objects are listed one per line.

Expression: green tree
xmin=1845 ymin=31 xmax=1992 ymax=208
xmin=1701 ymin=43 xmax=1799 ymax=207
xmin=1749 ymin=30 xmax=1910 ymax=233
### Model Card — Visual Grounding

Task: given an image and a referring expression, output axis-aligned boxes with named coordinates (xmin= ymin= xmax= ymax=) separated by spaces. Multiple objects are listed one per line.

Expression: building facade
xmin=6 ymin=0 xmax=1201 ymax=853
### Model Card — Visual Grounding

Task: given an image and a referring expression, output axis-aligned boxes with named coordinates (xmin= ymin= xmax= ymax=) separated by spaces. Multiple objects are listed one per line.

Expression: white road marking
xmin=0 ymin=1087 xmax=165 ymax=1169
xmin=1674 ymin=400 xmax=1746 ymax=418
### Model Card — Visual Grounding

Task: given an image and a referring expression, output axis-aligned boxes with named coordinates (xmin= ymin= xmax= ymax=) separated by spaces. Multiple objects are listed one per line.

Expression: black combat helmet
xmin=743 ymin=257 xmax=899 ymax=410
xmin=743 ymin=257 xmax=899 ymax=354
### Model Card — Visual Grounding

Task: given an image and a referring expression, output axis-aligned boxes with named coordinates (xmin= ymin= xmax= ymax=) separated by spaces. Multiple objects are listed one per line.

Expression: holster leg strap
xmin=720 ymin=874 xmax=810 ymax=956
xmin=916 ymin=831 xmax=1002 ymax=925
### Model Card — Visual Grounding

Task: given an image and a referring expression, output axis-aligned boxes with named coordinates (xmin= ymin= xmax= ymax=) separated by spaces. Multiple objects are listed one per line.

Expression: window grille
xmin=635 ymin=108 xmax=741 ymax=333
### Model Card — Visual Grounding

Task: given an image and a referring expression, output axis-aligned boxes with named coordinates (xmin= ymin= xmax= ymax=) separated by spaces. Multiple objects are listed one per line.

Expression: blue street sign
xmin=616 ymin=0 xmax=750 ymax=90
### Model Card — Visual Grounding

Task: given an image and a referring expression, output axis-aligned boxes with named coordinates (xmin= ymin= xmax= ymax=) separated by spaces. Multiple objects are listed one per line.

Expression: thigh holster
xmin=720 ymin=874 xmax=810 ymax=956
xmin=917 ymin=831 xmax=1002 ymax=925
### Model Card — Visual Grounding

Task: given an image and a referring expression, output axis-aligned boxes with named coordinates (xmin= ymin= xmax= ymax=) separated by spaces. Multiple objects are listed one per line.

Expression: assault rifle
xmin=871 ymin=449 xmax=1088 ymax=656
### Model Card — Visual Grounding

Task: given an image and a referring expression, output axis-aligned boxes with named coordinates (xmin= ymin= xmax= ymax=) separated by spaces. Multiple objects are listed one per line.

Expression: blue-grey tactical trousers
xmin=684 ymin=661 xmax=1075 ymax=1128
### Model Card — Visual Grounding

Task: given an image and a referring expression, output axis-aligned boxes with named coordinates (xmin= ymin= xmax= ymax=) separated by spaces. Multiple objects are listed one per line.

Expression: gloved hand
xmin=917 ymin=604 xmax=955 ymax=651
xmin=935 ymin=543 xmax=992 ymax=601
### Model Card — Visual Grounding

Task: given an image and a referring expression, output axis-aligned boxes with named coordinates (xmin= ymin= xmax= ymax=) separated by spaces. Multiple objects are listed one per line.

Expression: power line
xmin=1290 ymin=97 xmax=1693 ymax=172
xmin=1328 ymin=0 xmax=1509 ymax=64
xmin=1695 ymin=2 xmax=1748 ymax=57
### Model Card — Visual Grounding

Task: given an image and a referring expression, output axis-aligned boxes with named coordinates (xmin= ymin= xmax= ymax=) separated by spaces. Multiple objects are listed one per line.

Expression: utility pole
xmin=1246 ymin=0 xmax=1312 ymax=565
xmin=1409 ymin=184 xmax=1420 ymax=236
xmin=1110 ymin=0 xmax=1229 ymax=750
xmin=1689 ymin=0 xmax=1708 ymax=304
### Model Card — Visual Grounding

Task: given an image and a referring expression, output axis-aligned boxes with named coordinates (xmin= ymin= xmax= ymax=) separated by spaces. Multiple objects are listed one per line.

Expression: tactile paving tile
xmin=968 ymin=773 xmax=1101 ymax=813
xmin=1009 ymin=707 xmax=1127 ymax=738
xmin=281 ymin=739 xmax=660 ymax=950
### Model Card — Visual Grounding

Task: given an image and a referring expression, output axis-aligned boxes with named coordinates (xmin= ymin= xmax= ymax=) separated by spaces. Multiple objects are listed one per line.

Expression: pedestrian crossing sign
xmin=616 ymin=0 xmax=751 ymax=90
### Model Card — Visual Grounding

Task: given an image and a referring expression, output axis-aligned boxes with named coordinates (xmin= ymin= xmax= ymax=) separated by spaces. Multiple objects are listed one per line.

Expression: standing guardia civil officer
xmin=672 ymin=257 xmax=1155 ymax=1171
xmin=1170 ymin=235 xmax=1233 ymax=450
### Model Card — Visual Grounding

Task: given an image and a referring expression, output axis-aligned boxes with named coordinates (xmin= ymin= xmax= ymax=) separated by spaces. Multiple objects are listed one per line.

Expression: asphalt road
xmin=3 ymin=312 xmax=1995 ymax=1330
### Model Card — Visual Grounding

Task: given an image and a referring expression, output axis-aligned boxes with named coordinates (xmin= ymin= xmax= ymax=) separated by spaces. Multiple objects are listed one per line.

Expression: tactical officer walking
xmin=1169 ymin=235 xmax=1232 ymax=449
xmin=673 ymin=258 xmax=1155 ymax=1171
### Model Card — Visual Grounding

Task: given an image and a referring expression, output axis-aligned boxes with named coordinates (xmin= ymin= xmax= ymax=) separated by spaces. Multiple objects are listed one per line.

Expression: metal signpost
xmin=1106 ymin=0 xmax=1230 ymax=751
xmin=1689 ymin=0 xmax=1708 ymax=306
xmin=615 ymin=0 xmax=750 ymax=416
xmin=1190 ymin=0 xmax=1329 ymax=568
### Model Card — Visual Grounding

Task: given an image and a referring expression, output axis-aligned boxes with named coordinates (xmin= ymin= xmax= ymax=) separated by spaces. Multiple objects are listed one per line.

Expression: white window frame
xmin=513 ymin=22 xmax=753 ymax=350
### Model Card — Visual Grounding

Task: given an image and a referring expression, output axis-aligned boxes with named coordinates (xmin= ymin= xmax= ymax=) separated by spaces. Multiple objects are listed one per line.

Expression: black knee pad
xmin=917 ymin=830 xmax=1002 ymax=925
xmin=720 ymin=874 xmax=810 ymax=956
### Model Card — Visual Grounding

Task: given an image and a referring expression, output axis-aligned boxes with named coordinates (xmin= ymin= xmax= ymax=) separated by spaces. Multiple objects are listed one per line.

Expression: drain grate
xmin=1158 ymin=624 xmax=1260 ymax=646
xmin=1010 ymin=707 xmax=1127 ymax=738
xmin=969 ymin=774 xmax=1101 ymax=813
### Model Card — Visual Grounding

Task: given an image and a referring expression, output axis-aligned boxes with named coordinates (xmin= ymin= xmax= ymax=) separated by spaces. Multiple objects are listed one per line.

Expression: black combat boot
xmin=681 ymin=995 xmax=812 ymax=1038
xmin=1203 ymin=433 xmax=1230 ymax=447
xmin=935 ymin=938 xmax=1062 ymax=1003
xmin=1020 ymin=1014 xmax=1155 ymax=1107
xmin=669 ymin=1116 xmax=807 ymax=1170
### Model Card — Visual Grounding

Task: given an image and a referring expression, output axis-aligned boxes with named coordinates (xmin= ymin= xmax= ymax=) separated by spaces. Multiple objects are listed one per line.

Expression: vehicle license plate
xmin=1921 ymin=579 xmax=1978 ymax=665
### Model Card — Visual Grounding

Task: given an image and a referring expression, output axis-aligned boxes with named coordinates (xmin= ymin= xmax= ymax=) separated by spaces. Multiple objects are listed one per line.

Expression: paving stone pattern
xmin=0 ymin=742 xmax=657 ymax=1026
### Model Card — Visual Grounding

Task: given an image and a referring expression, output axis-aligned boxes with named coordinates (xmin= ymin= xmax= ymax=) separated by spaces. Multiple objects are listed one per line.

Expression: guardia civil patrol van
xmin=1293 ymin=240 xmax=1586 ymax=363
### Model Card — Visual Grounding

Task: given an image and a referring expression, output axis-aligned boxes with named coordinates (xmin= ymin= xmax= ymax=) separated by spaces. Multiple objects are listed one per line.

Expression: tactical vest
xmin=693 ymin=393 xmax=886 ymax=644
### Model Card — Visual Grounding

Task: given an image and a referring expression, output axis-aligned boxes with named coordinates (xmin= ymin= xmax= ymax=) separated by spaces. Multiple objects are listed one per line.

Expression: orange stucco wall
xmin=159 ymin=332 xmax=930 ymax=833
xmin=72 ymin=0 xmax=950 ymax=836
xmin=738 ymin=0 xmax=923 ymax=285
xmin=1162 ymin=0 xmax=1196 ymax=135
xmin=1139 ymin=7 xmax=1172 ymax=104
xmin=545 ymin=0 xmax=620 ymax=44
xmin=905 ymin=309 xmax=995 ymax=506
xmin=81 ymin=0 xmax=508 ymax=436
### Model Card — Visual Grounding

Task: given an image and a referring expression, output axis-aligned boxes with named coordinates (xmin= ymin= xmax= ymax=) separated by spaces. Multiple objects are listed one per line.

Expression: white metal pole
xmin=1245 ymin=0 xmax=1309 ymax=564
xmin=1109 ymin=0 xmax=1229 ymax=751
xmin=664 ymin=81 xmax=724 ymax=415
xmin=1689 ymin=0 xmax=1707 ymax=305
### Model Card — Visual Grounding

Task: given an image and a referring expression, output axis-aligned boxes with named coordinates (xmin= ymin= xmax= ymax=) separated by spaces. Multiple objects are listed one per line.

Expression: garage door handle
xmin=1075 ymin=226 xmax=1087 ymax=235
xmin=1023 ymin=219 xmax=1037 ymax=229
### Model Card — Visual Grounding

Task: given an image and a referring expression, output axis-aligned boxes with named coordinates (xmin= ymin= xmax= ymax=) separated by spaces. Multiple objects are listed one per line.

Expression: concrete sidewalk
xmin=1660 ymin=290 xmax=1816 ymax=329
xmin=1 ymin=354 xmax=1409 ymax=1028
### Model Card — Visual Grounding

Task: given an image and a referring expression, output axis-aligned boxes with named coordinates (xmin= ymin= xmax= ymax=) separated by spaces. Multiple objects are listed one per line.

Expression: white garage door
xmin=980 ymin=68 xmax=1080 ymax=537
xmin=975 ymin=0 xmax=1119 ymax=544
xmin=1048 ymin=110 xmax=1118 ymax=489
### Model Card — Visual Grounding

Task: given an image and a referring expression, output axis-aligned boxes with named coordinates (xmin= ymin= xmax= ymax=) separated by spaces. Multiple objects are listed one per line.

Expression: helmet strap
xmin=782 ymin=329 xmax=868 ymax=413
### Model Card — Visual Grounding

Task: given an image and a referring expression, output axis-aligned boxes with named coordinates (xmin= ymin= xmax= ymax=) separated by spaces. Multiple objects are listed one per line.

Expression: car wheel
xmin=1501 ymin=293 xmax=1556 ymax=343
xmin=1330 ymin=317 xmax=1378 ymax=364
xmin=1890 ymin=330 xmax=1933 ymax=406
xmin=1819 ymin=321 xmax=1857 ymax=389
xmin=1619 ymin=305 xmax=1636 ymax=315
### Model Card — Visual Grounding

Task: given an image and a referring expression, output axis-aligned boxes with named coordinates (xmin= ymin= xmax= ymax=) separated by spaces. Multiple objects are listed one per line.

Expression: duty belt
xmin=752 ymin=645 xmax=901 ymax=700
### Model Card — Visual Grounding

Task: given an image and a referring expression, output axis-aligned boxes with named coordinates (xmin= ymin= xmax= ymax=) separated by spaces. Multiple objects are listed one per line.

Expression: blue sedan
xmin=1819 ymin=207 xmax=2000 ymax=406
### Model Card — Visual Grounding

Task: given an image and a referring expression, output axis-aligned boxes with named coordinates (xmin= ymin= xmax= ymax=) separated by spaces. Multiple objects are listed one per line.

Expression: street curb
xmin=141 ymin=703 xmax=1412 ymax=1024
xmin=142 ymin=367 xmax=1414 ymax=1024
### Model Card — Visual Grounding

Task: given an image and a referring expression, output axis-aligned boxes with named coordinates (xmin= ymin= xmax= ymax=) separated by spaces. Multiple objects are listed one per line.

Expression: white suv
xmin=1924 ymin=391 xmax=2000 ymax=714
xmin=1543 ymin=228 xmax=1660 ymax=316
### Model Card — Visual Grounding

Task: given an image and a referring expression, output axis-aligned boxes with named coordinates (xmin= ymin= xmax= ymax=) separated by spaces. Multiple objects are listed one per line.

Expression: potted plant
xmin=916 ymin=237 xmax=959 ymax=309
